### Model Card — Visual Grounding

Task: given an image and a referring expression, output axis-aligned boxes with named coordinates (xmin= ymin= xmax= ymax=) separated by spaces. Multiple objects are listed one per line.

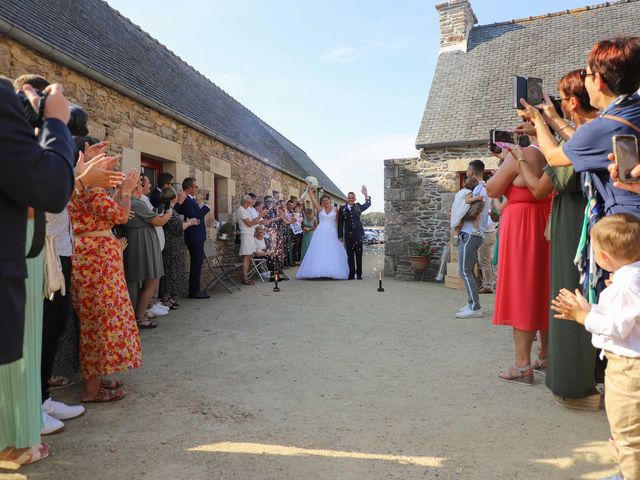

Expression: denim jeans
xmin=457 ymin=232 xmax=483 ymax=310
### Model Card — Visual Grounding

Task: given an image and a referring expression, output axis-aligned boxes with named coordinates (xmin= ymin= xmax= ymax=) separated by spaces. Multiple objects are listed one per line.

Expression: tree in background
xmin=361 ymin=212 xmax=384 ymax=227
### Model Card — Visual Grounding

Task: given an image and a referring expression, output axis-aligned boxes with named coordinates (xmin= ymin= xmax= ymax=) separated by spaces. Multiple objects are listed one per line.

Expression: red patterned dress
xmin=69 ymin=188 xmax=142 ymax=379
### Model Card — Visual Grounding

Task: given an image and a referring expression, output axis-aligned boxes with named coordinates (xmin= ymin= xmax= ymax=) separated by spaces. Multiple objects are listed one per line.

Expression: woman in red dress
xmin=487 ymin=143 xmax=551 ymax=385
xmin=69 ymin=169 xmax=142 ymax=402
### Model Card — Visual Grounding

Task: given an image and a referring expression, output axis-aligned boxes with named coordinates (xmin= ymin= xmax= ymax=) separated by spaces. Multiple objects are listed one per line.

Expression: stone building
xmin=0 ymin=0 xmax=345 ymax=231
xmin=384 ymin=0 xmax=640 ymax=281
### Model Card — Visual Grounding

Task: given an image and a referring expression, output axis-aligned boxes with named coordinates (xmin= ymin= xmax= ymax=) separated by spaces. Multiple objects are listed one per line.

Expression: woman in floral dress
xmin=68 ymin=170 xmax=142 ymax=402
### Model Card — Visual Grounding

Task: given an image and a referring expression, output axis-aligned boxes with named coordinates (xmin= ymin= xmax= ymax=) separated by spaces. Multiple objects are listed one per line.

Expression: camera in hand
xmin=513 ymin=75 xmax=543 ymax=109
xmin=546 ymin=95 xmax=565 ymax=119
xmin=16 ymin=90 xmax=48 ymax=128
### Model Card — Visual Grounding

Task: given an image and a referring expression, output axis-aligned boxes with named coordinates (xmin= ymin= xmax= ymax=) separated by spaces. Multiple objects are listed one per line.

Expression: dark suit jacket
xmin=337 ymin=197 xmax=371 ymax=241
xmin=0 ymin=81 xmax=75 ymax=364
xmin=148 ymin=187 xmax=162 ymax=209
xmin=176 ymin=195 xmax=210 ymax=244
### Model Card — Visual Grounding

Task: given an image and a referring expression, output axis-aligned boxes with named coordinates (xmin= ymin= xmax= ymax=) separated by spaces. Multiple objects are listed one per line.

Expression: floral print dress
xmin=68 ymin=188 xmax=142 ymax=379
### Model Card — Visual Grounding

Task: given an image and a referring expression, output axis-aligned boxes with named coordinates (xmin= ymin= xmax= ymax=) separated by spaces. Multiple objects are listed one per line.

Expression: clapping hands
xmin=75 ymin=151 xmax=125 ymax=189
xmin=551 ymin=288 xmax=591 ymax=324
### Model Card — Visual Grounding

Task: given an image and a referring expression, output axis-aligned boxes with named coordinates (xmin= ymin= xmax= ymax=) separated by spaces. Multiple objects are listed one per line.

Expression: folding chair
xmin=248 ymin=256 xmax=269 ymax=282
xmin=203 ymin=240 xmax=241 ymax=293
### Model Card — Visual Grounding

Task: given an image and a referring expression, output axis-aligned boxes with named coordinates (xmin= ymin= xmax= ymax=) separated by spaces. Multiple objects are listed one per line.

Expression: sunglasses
xmin=579 ymin=68 xmax=595 ymax=80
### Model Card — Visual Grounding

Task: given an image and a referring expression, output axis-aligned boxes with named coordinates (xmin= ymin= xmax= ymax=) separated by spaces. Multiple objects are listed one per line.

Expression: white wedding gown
xmin=296 ymin=208 xmax=349 ymax=280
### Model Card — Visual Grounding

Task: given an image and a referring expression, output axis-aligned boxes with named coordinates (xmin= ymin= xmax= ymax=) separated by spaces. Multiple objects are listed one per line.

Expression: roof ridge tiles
xmin=474 ymin=0 xmax=639 ymax=30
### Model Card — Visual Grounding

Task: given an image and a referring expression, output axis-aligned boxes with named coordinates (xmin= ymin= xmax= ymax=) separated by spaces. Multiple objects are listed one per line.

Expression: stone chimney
xmin=435 ymin=0 xmax=478 ymax=54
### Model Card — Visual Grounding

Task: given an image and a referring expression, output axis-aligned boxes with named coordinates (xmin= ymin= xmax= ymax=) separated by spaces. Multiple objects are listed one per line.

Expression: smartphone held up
xmin=513 ymin=75 xmax=543 ymax=109
xmin=489 ymin=129 xmax=530 ymax=153
xmin=613 ymin=135 xmax=640 ymax=183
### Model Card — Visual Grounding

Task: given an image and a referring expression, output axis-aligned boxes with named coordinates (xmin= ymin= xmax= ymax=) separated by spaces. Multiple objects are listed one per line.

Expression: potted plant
xmin=218 ymin=222 xmax=234 ymax=240
xmin=408 ymin=241 xmax=434 ymax=272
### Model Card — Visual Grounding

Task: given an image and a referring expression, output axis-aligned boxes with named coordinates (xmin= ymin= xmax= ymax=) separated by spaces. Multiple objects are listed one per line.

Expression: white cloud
xmin=320 ymin=46 xmax=359 ymax=63
xmin=320 ymin=39 xmax=408 ymax=63
xmin=317 ymin=133 xmax=418 ymax=212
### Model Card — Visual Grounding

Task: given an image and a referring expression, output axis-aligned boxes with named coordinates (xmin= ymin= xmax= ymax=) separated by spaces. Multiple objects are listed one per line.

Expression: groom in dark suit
xmin=337 ymin=186 xmax=371 ymax=280
xmin=175 ymin=177 xmax=210 ymax=299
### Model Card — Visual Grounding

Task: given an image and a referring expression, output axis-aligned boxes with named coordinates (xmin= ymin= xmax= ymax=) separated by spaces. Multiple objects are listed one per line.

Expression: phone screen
xmin=614 ymin=135 xmax=640 ymax=183
xmin=527 ymin=78 xmax=543 ymax=106
xmin=493 ymin=130 xmax=515 ymax=145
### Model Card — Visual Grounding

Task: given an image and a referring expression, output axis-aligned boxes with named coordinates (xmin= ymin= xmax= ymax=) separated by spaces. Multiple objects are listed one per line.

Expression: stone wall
xmin=384 ymin=145 xmax=498 ymax=280
xmin=1 ymin=35 xmax=342 ymax=292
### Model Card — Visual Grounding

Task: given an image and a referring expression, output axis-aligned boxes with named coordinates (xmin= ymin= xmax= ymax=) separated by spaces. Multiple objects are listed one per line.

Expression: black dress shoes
xmin=188 ymin=292 xmax=210 ymax=299
xmin=357 ymin=275 xmax=363 ymax=280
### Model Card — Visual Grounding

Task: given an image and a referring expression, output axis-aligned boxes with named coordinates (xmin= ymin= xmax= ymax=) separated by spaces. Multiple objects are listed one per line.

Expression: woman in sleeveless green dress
xmin=301 ymin=209 xmax=317 ymax=260
xmin=514 ymin=68 xmax=600 ymax=407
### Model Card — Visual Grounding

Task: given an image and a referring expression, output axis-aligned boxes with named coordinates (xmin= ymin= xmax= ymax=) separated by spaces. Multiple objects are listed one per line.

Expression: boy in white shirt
xmin=551 ymin=213 xmax=640 ymax=480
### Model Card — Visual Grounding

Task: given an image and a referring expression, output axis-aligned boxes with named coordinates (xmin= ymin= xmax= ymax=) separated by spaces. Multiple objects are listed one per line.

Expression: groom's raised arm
xmin=337 ymin=206 xmax=344 ymax=239
xmin=358 ymin=196 xmax=371 ymax=212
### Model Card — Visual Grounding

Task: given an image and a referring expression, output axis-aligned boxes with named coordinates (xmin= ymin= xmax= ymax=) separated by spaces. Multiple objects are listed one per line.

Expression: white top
xmin=236 ymin=206 xmax=254 ymax=234
xmin=586 ymin=261 xmax=640 ymax=358
xmin=461 ymin=181 xmax=490 ymax=234
xmin=255 ymin=237 xmax=266 ymax=252
xmin=248 ymin=206 xmax=259 ymax=220
xmin=46 ymin=209 xmax=73 ymax=257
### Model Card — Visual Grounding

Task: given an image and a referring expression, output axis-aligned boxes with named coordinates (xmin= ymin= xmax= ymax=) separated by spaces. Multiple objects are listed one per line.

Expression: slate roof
xmin=416 ymin=0 xmax=640 ymax=148
xmin=0 ymin=0 xmax=345 ymax=198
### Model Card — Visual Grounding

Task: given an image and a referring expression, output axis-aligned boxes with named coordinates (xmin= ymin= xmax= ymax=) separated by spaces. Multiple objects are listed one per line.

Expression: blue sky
xmin=106 ymin=0 xmax=593 ymax=211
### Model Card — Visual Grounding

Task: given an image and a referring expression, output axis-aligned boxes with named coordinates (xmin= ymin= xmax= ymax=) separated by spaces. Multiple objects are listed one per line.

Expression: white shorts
xmin=239 ymin=233 xmax=256 ymax=256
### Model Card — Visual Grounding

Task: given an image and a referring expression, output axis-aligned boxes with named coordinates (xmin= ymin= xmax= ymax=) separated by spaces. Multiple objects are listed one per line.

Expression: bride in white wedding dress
xmin=296 ymin=190 xmax=349 ymax=280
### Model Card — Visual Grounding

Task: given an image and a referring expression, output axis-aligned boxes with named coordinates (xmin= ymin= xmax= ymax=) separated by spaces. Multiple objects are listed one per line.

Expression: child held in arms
xmin=450 ymin=176 xmax=484 ymax=246
xmin=551 ymin=213 xmax=640 ymax=480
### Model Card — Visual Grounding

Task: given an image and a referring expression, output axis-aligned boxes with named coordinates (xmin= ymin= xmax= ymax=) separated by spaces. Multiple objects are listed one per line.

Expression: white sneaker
xmin=148 ymin=305 xmax=169 ymax=316
xmin=43 ymin=398 xmax=85 ymax=420
xmin=456 ymin=306 xmax=484 ymax=319
xmin=41 ymin=411 xmax=64 ymax=435
xmin=457 ymin=304 xmax=472 ymax=314
xmin=153 ymin=302 xmax=169 ymax=311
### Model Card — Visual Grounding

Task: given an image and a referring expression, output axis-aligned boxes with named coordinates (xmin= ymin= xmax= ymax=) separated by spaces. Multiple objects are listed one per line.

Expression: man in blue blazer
xmin=0 ymin=78 xmax=75 ymax=364
xmin=175 ymin=177 xmax=211 ymax=299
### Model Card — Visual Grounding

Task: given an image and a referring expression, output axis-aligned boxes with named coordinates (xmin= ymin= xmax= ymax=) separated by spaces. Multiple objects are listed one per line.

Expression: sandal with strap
xmin=532 ymin=356 xmax=548 ymax=375
xmin=100 ymin=379 xmax=124 ymax=390
xmin=48 ymin=375 xmax=74 ymax=390
xmin=498 ymin=365 xmax=534 ymax=385
xmin=137 ymin=318 xmax=157 ymax=329
xmin=81 ymin=387 xmax=126 ymax=403
xmin=0 ymin=444 xmax=50 ymax=465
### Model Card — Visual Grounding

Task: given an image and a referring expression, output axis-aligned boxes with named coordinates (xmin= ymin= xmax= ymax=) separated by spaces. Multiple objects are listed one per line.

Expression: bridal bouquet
xmin=301 ymin=176 xmax=319 ymax=198
xmin=305 ymin=176 xmax=318 ymax=188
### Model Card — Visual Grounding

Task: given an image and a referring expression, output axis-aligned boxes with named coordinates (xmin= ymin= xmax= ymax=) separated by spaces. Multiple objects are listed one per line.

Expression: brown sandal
xmin=0 ymin=444 xmax=49 ymax=465
xmin=81 ymin=387 xmax=126 ymax=403
xmin=100 ymin=379 xmax=124 ymax=390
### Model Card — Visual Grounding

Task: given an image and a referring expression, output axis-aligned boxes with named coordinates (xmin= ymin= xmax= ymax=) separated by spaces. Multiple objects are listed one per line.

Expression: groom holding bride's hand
xmin=338 ymin=185 xmax=371 ymax=280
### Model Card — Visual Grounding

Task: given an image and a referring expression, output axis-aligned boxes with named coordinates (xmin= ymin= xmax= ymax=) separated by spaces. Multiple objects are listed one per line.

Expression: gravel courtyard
xmin=2 ymin=247 xmax=616 ymax=480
